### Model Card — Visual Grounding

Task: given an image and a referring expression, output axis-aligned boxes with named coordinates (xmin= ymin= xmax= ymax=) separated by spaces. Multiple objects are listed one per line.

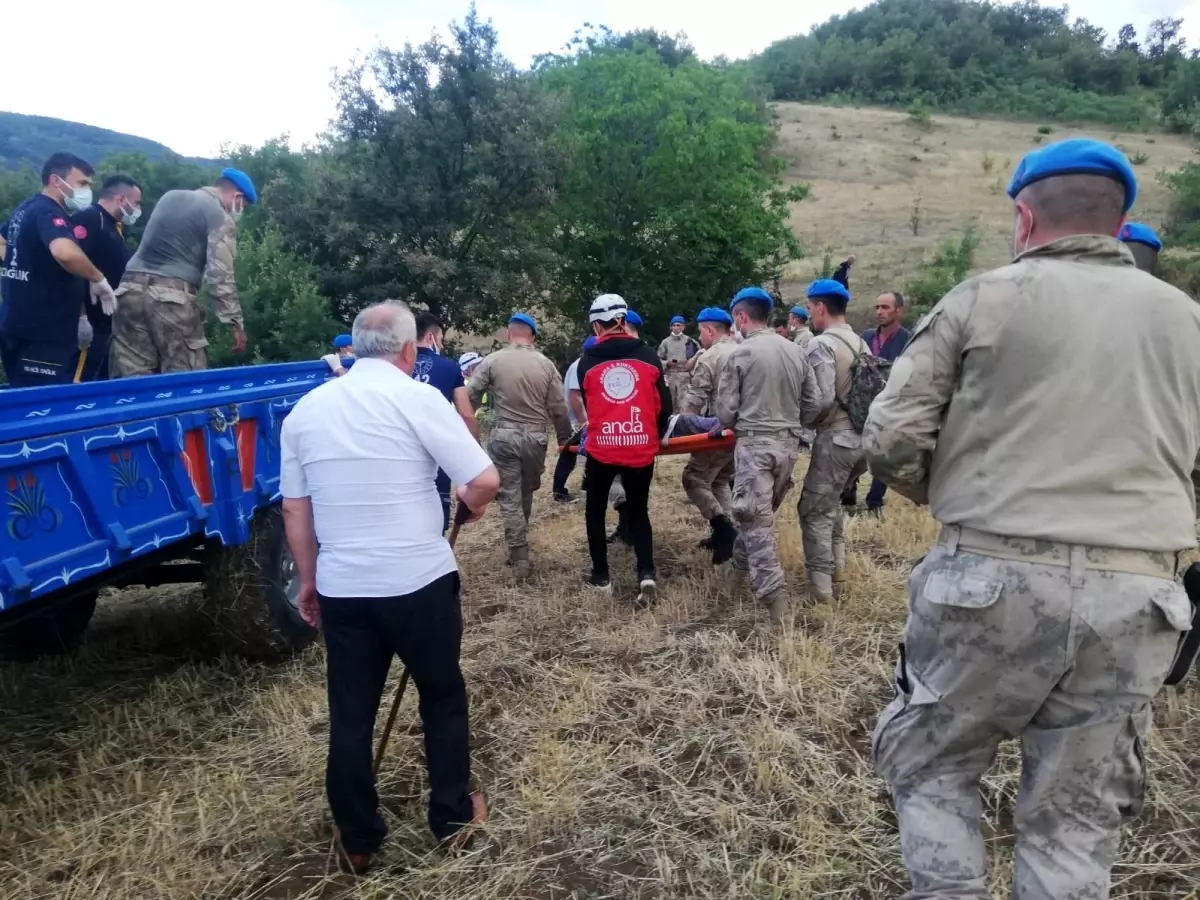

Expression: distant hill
xmin=0 ymin=111 xmax=217 ymax=171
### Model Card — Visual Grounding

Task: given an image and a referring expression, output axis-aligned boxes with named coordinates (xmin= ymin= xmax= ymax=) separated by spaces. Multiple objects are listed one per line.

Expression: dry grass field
xmin=774 ymin=102 xmax=1196 ymax=314
xmin=3 ymin=105 xmax=1200 ymax=899
xmin=3 ymin=451 xmax=1200 ymax=899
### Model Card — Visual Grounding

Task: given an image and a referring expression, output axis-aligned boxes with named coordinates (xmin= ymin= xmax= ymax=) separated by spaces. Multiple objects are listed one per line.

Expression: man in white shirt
xmin=551 ymin=335 xmax=596 ymax=502
xmin=280 ymin=301 xmax=500 ymax=871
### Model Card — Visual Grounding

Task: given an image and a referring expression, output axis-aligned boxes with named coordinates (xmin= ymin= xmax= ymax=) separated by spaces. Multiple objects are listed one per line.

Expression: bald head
xmin=1014 ymin=174 xmax=1126 ymax=253
xmin=352 ymin=301 xmax=418 ymax=371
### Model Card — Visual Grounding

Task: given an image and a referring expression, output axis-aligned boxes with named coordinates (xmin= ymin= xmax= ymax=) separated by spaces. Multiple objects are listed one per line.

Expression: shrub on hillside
xmin=904 ymin=225 xmax=980 ymax=319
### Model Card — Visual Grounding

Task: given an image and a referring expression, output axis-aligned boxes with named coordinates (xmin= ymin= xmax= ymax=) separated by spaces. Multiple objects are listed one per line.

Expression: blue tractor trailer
xmin=0 ymin=361 xmax=330 ymax=658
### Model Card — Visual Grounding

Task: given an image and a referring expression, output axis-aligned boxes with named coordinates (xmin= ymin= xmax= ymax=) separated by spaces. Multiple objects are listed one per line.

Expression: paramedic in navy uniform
xmin=0 ymin=152 xmax=118 ymax=386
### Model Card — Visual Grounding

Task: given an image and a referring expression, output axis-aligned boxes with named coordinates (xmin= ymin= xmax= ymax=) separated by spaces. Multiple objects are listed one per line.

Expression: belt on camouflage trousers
xmin=938 ymin=524 xmax=1179 ymax=581
xmin=123 ymin=272 xmax=198 ymax=295
xmin=738 ymin=429 xmax=802 ymax=441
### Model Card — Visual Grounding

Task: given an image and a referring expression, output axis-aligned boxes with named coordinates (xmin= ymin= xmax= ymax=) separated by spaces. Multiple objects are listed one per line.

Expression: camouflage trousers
xmin=682 ymin=449 xmax=734 ymax=521
xmin=667 ymin=370 xmax=690 ymax=412
xmin=731 ymin=436 xmax=798 ymax=601
xmin=798 ymin=428 xmax=867 ymax=578
xmin=874 ymin=529 xmax=1192 ymax=900
xmin=109 ymin=281 xmax=209 ymax=377
xmin=486 ymin=426 xmax=548 ymax=559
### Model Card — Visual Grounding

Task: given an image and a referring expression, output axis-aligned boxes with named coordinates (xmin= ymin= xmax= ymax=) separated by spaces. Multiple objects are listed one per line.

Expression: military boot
xmin=511 ymin=545 xmax=532 ymax=581
xmin=710 ymin=515 xmax=737 ymax=566
xmin=807 ymin=572 xmax=834 ymax=605
xmin=763 ymin=590 xmax=792 ymax=627
xmin=833 ymin=540 xmax=847 ymax=597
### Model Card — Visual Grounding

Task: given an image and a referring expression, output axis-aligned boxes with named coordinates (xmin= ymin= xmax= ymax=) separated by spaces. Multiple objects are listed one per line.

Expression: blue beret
xmin=1119 ymin=222 xmax=1163 ymax=251
xmin=697 ymin=306 xmax=733 ymax=325
xmin=509 ymin=312 xmax=537 ymax=334
xmin=807 ymin=279 xmax=851 ymax=303
xmin=1007 ymin=139 xmax=1137 ymax=213
xmin=728 ymin=286 xmax=774 ymax=312
xmin=582 ymin=335 xmax=598 ymax=351
xmin=332 ymin=333 xmax=353 ymax=349
xmin=670 ymin=315 xmax=685 ymax=325
xmin=789 ymin=305 xmax=809 ymax=321
xmin=626 ymin=310 xmax=643 ymax=327
xmin=220 ymin=167 xmax=258 ymax=205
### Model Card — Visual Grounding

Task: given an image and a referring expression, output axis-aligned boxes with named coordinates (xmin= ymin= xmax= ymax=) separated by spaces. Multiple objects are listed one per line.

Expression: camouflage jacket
xmin=863 ymin=235 xmax=1200 ymax=551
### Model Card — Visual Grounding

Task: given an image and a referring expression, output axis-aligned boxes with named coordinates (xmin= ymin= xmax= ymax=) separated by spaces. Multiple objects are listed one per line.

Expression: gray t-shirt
xmin=126 ymin=188 xmax=227 ymax=286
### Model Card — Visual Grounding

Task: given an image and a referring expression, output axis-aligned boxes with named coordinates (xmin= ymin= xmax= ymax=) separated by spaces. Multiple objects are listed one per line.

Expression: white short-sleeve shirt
xmin=563 ymin=357 xmax=582 ymax=428
xmin=280 ymin=357 xmax=492 ymax=598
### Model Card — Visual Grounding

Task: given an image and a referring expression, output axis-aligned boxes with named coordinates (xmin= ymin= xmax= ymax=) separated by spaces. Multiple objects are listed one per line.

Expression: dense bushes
xmin=752 ymin=0 xmax=1194 ymax=131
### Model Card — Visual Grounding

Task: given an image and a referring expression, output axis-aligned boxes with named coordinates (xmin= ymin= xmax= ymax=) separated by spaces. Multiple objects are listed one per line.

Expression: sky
xmin=3 ymin=0 xmax=1200 ymax=157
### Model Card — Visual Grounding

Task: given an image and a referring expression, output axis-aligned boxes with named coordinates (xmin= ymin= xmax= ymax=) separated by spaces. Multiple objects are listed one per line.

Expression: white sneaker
xmin=636 ymin=576 xmax=658 ymax=606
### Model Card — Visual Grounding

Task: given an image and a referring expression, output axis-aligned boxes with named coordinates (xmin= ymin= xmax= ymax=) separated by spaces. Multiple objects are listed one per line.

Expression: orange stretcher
xmin=562 ymin=430 xmax=736 ymax=457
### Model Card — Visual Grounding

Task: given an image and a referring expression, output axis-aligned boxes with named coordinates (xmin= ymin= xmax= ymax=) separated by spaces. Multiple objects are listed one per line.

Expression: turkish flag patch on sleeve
xmin=52 ymin=217 xmax=66 ymax=227
xmin=73 ymin=225 xmax=87 ymax=239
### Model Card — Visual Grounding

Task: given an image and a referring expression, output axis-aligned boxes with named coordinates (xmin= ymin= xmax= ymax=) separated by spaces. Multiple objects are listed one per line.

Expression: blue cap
xmin=728 ymin=286 xmax=774 ymax=313
xmin=582 ymin=335 xmax=598 ymax=351
xmin=1119 ymin=222 xmax=1163 ymax=251
xmin=220 ymin=167 xmax=258 ymax=205
xmin=807 ymin=279 xmax=851 ymax=304
xmin=789 ymin=305 xmax=809 ymax=321
xmin=332 ymin=333 xmax=353 ymax=349
xmin=670 ymin=315 xmax=685 ymax=325
xmin=697 ymin=307 xmax=733 ymax=326
xmin=626 ymin=310 xmax=643 ymax=327
xmin=1007 ymin=138 xmax=1137 ymax=213
xmin=509 ymin=312 xmax=537 ymax=334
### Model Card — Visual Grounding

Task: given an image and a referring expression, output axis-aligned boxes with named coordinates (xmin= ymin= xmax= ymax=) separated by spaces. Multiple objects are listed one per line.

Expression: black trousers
xmin=319 ymin=572 xmax=473 ymax=852
xmin=552 ymin=447 xmax=578 ymax=496
xmin=0 ymin=336 xmax=75 ymax=387
xmin=583 ymin=457 xmax=654 ymax=578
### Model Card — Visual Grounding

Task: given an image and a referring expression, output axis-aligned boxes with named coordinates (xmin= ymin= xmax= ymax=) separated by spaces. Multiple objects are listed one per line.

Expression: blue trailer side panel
xmin=0 ymin=362 xmax=328 ymax=614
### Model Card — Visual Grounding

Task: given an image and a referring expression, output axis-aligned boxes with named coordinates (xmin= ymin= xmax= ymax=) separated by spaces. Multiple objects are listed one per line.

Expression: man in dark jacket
xmin=577 ymin=293 xmax=672 ymax=604
xmin=854 ymin=290 xmax=912 ymax=513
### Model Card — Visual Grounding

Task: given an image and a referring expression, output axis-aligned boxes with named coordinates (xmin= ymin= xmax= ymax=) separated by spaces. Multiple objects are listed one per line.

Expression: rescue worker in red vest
xmin=577 ymin=294 xmax=673 ymax=605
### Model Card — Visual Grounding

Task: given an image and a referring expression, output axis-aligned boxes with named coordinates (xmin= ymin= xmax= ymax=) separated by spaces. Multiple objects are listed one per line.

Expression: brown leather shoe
xmin=333 ymin=830 xmax=371 ymax=876
xmin=442 ymin=791 xmax=488 ymax=855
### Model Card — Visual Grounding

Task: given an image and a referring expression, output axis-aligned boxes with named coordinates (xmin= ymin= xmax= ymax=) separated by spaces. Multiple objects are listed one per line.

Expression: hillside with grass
xmin=770 ymin=102 xmax=1196 ymax=318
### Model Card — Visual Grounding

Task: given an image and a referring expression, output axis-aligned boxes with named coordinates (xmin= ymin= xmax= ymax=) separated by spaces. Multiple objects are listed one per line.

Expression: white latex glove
xmin=77 ymin=315 xmax=94 ymax=349
xmin=89 ymin=278 xmax=118 ymax=316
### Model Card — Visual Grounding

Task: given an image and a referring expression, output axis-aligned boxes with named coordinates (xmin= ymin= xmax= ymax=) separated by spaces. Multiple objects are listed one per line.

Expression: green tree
xmin=539 ymin=41 xmax=807 ymax=338
xmin=279 ymin=5 xmax=562 ymax=331
xmin=205 ymin=226 xmax=340 ymax=366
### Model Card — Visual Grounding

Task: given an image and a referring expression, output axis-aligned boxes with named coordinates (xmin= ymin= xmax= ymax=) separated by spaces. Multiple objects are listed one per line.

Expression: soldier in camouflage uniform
xmin=110 ymin=168 xmax=255 ymax=376
xmin=1118 ymin=221 xmax=1162 ymax=275
xmin=468 ymin=313 xmax=571 ymax=579
xmin=864 ymin=138 xmax=1199 ymax=900
xmin=658 ymin=316 xmax=698 ymax=411
xmin=787 ymin=305 xmax=814 ymax=349
xmin=798 ymin=279 xmax=869 ymax=605
xmin=681 ymin=307 xmax=738 ymax=563
xmin=716 ymin=287 xmax=822 ymax=626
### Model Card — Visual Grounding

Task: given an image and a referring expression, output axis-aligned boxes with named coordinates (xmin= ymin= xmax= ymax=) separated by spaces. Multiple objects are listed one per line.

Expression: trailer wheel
xmin=202 ymin=506 xmax=318 ymax=658
xmin=0 ymin=591 xmax=98 ymax=659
